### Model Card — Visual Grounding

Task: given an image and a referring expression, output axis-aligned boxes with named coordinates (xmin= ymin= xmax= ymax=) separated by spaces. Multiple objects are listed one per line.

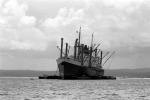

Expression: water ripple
xmin=0 ymin=78 xmax=150 ymax=100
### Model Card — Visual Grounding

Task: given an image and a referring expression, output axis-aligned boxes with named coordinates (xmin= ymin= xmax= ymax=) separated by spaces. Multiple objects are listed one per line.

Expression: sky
xmin=0 ymin=0 xmax=150 ymax=70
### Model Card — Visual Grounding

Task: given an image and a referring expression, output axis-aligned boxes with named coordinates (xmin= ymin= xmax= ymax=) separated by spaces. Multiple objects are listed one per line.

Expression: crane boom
xmin=102 ymin=51 xmax=109 ymax=59
xmin=102 ymin=51 xmax=115 ymax=66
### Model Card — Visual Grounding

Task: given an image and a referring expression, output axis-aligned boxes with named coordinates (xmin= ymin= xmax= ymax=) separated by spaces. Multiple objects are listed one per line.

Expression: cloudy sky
xmin=0 ymin=0 xmax=150 ymax=70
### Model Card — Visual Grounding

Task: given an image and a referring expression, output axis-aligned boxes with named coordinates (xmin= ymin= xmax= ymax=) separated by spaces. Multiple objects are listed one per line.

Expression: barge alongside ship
xmin=39 ymin=27 xmax=116 ymax=80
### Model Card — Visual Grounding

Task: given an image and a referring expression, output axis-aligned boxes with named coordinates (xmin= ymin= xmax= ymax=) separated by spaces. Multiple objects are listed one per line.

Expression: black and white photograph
xmin=0 ymin=0 xmax=150 ymax=100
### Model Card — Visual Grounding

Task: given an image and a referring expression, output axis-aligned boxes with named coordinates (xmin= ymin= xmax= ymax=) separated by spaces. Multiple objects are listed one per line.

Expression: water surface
xmin=0 ymin=78 xmax=150 ymax=100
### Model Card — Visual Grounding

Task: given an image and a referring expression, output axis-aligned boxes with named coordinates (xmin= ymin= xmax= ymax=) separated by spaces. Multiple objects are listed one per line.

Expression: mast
xmin=78 ymin=26 xmax=81 ymax=47
xmin=95 ymin=49 xmax=97 ymax=57
xmin=77 ymin=27 xmax=81 ymax=59
xmin=60 ymin=38 xmax=63 ymax=58
xmin=91 ymin=33 xmax=93 ymax=48
xmin=100 ymin=51 xmax=103 ymax=66
xmin=81 ymin=44 xmax=84 ymax=66
xmin=89 ymin=33 xmax=94 ymax=67
xmin=89 ymin=47 xmax=92 ymax=67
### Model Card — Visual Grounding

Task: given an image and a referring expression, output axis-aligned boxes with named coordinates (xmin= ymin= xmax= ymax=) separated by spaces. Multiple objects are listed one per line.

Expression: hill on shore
xmin=0 ymin=70 xmax=57 ymax=77
xmin=104 ymin=68 xmax=150 ymax=78
xmin=1 ymin=68 xmax=150 ymax=78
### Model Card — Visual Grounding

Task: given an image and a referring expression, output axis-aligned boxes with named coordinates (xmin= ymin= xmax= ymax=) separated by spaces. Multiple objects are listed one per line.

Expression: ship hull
xmin=57 ymin=58 xmax=104 ymax=79
xmin=84 ymin=67 xmax=104 ymax=78
xmin=57 ymin=61 xmax=84 ymax=79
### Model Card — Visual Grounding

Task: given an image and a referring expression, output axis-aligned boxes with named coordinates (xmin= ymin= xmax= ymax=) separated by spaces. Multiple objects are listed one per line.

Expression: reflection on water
xmin=0 ymin=78 xmax=150 ymax=100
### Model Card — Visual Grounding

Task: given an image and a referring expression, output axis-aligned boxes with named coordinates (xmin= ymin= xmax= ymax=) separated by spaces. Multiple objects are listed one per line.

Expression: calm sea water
xmin=0 ymin=78 xmax=150 ymax=100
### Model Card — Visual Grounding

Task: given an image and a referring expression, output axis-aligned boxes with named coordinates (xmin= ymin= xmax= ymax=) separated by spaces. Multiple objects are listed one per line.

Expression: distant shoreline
xmin=1 ymin=68 xmax=150 ymax=78
xmin=1 ymin=77 xmax=150 ymax=80
xmin=0 ymin=77 xmax=38 ymax=78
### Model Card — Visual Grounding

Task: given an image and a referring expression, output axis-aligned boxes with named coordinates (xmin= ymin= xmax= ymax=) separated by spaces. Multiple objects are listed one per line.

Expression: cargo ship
xmin=56 ymin=27 xmax=116 ymax=79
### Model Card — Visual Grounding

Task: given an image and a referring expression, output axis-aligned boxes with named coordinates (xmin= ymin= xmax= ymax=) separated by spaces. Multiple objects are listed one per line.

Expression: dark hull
xmin=57 ymin=58 xmax=104 ymax=79
xmin=39 ymin=76 xmax=61 ymax=79
xmin=58 ymin=61 xmax=85 ymax=79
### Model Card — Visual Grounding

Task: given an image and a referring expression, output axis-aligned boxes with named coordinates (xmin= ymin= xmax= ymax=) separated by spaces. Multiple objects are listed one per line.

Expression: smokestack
xmin=60 ymin=38 xmax=63 ymax=58
xmin=65 ymin=43 xmax=68 ymax=58
xmin=74 ymin=39 xmax=78 ymax=59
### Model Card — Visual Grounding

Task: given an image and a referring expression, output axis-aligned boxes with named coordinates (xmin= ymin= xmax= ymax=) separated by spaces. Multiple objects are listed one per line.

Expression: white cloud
xmin=0 ymin=0 xmax=48 ymax=50
xmin=41 ymin=0 xmax=150 ymax=51
xmin=20 ymin=16 xmax=36 ymax=25
xmin=1 ymin=0 xmax=150 ymax=51
xmin=43 ymin=8 xmax=84 ymax=28
xmin=2 ymin=0 xmax=27 ymax=16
